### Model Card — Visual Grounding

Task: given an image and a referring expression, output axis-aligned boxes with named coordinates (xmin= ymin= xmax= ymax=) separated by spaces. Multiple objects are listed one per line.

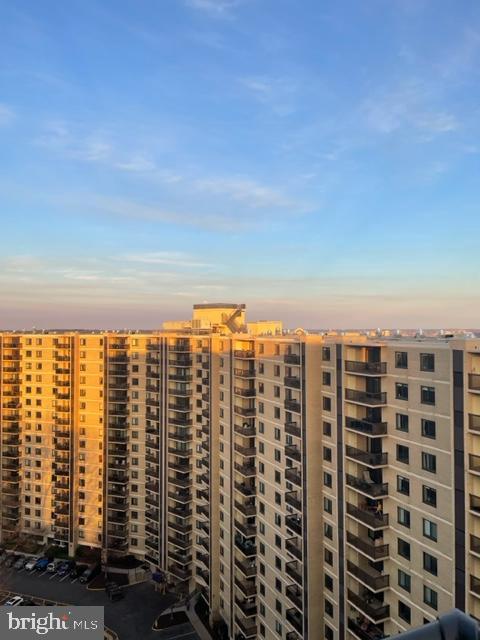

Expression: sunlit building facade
xmin=1 ymin=305 xmax=480 ymax=640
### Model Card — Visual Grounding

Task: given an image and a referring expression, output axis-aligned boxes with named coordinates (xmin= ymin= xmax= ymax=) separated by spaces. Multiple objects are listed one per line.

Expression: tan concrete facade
xmin=1 ymin=309 xmax=480 ymax=640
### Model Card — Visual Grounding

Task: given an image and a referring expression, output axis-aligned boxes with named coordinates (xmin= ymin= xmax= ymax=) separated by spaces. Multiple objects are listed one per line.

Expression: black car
xmin=70 ymin=564 xmax=88 ymax=579
xmin=57 ymin=560 xmax=75 ymax=576
xmin=79 ymin=563 xmax=101 ymax=584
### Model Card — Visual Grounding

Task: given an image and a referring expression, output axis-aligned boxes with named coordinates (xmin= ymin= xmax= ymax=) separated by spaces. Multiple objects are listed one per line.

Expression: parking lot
xmin=0 ymin=559 xmax=179 ymax=640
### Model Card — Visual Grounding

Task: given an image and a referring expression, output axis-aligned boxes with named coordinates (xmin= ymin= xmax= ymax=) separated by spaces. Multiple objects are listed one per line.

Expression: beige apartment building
xmin=1 ymin=303 xmax=480 ymax=640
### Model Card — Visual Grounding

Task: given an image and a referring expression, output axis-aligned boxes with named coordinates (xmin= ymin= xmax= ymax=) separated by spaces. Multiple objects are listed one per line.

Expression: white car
xmin=47 ymin=559 xmax=63 ymax=573
xmin=5 ymin=596 xmax=24 ymax=606
xmin=24 ymin=556 xmax=39 ymax=571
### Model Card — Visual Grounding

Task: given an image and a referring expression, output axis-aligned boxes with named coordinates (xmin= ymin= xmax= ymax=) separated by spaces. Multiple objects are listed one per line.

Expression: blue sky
xmin=1 ymin=0 xmax=479 ymax=328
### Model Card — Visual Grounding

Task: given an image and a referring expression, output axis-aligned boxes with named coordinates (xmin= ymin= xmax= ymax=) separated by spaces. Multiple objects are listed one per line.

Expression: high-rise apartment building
xmin=1 ymin=304 xmax=480 ymax=640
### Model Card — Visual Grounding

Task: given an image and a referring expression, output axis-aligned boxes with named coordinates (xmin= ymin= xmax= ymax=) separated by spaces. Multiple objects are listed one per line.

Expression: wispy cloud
xmin=0 ymin=103 xmax=15 ymax=126
xmin=186 ymin=0 xmax=246 ymax=16
xmin=240 ymin=76 xmax=298 ymax=116
xmin=195 ymin=176 xmax=300 ymax=209
xmin=120 ymin=252 xmax=214 ymax=268
xmin=362 ymin=82 xmax=459 ymax=138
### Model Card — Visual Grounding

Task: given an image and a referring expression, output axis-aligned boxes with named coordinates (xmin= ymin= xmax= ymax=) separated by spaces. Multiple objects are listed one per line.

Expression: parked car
xmin=5 ymin=596 xmax=24 ymax=606
xmin=57 ymin=560 xmax=75 ymax=576
xmin=13 ymin=555 xmax=26 ymax=570
xmin=70 ymin=564 xmax=88 ymax=579
xmin=79 ymin=563 xmax=101 ymax=584
xmin=47 ymin=559 xmax=63 ymax=573
xmin=35 ymin=557 xmax=50 ymax=571
xmin=21 ymin=599 xmax=36 ymax=606
xmin=5 ymin=554 xmax=19 ymax=568
xmin=25 ymin=556 xmax=40 ymax=571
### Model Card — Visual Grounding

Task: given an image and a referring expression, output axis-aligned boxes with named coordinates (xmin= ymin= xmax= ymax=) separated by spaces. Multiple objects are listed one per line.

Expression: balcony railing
xmin=285 ymin=445 xmax=301 ymax=463
xmin=285 ymin=422 xmax=301 ymax=438
xmin=348 ymin=589 xmax=390 ymax=621
xmin=345 ymin=389 xmax=387 ymax=406
xmin=286 ymin=537 xmax=302 ymax=561
xmin=348 ymin=617 xmax=385 ymax=640
xmin=285 ymin=491 xmax=302 ymax=511
xmin=346 ymin=474 xmax=388 ymax=498
xmin=345 ymin=361 xmax=387 ymax=375
xmin=286 ymin=560 xmax=302 ymax=586
xmin=286 ymin=584 xmax=303 ymax=611
xmin=286 ymin=608 xmax=303 ymax=634
xmin=345 ymin=446 xmax=388 ymax=467
xmin=471 ymin=534 xmax=480 ymax=555
xmin=284 ymin=353 xmax=301 ymax=365
xmin=284 ymin=376 xmax=301 ymax=389
xmin=346 ymin=560 xmax=389 ymax=591
xmin=285 ymin=467 xmax=301 ymax=486
xmin=346 ymin=503 xmax=389 ymax=529
xmin=235 ymin=615 xmax=257 ymax=638
xmin=469 ymin=454 xmax=480 ymax=473
xmin=469 ymin=374 xmax=480 ymax=391
xmin=345 ymin=417 xmax=388 ymax=436
xmin=285 ymin=514 xmax=302 ymax=535
xmin=469 ymin=414 xmax=480 ymax=432
xmin=346 ymin=531 xmax=389 ymax=560
xmin=285 ymin=399 xmax=301 ymax=413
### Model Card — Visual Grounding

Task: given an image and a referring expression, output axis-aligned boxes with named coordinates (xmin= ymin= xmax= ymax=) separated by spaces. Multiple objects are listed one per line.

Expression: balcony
xmin=286 ymin=537 xmax=302 ymax=561
xmin=168 ymin=534 xmax=191 ymax=550
xmin=286 ymin=584 xmax=303 ymax=611
xmin=285 ymin=514 xmax=302 ymax=535
xmin=168 ymin=358 xmax=193 ymax=367
xmin=348 ymin=589 xmax=390 ymax=622
xmin=345 ymin=417 xmax=387 ymax=436
xmin=234 ymin=519 xmax=256 ymax=537
xmin=234 ymin=405 xmax=256 ymax=417
xmin=108 ymin=473 xmax=128 ymax=484
xmin=471 ymin=575 xmax=480 ymax=596
xmin=471 ymin=534 xmax=480 ymax=555
xmin=169 ymin=431 xmax=192 ymax=442
xmin=285 ymin=491 xmax=302 ymax=511
xmin=235 ymin=482 xmax=255 ymax=497
xmin=469 ymin=414 xmax=480 ymax=432
xmin=284 ymin=399 xmax=301 ymax=413
xmin=285 ymin=467 xmax=301 ymax=487
xmin=235 ymin=536 xmax=256 ymax=557
xmin=234 ymin=577 xmax=256 ymax=597
xmin=346 ymin=560 xmax=389 ymax=591
xmin=345 ymin=446 xmax=388 ymax=467
xmin=284 ymin=376 xmax=301 ymax=390
xmin=284 ymin=353 xmax=300 ymax=365
xmin=286 ymin=608 xmax=303 ymax=634
xmin=234 ymin=350 xmax=255 ymax=359
xmin=235 ymin=616 xmax=257 ymax=638
xmin=235 ymin=598 xmax=257 ymax=618
xmin=234 ymin=386 xmax=256 ymax=398
xmin=234 ymin=424 xmax=256 ymax=438
xmin=345 ymin=361 xmax=387 ymax=375
xmin=469 ymin=454 xmax=480 ymax=474
xmin=169 ymin=565 xmax=190 ymax=581
xmin=169 ymin=373 xmax=192 ymax=382
xmin=346 ymin=531 xmax=389 ymax=560
xmin=469 ymin=374 xmax=480 ymax=392
xmin=286 ymin=560 xmax=302 ymax=586
xmin=346 ymin=474 xmax=388 ymax=498
xmin=235 ymin=463 xmax=256 ymax=478
xmin=168 ymin=475 xmax=192 ymax=489
xmin=235 ymin=557 xmax=256 ymax=578
xmin=470 ymin=496 xmax=480 ymax=516
xmin=234 ymin=500 xmax=256 ymax=517
xmin=234 ymin=368 xmax=256 ymax=378
xmin=168 ymin=343 xmax=190 ymax=353
xmin=169 ymin=549 xmax=192 ymax=565
xmin=348 ymin=617 xmax=385 ymax=640
xmin=346 ymin=503 xmax=389 ymax=529
xmin=234 ymin=443 xmax=256 ymax=457
xmin=168 ymin=491 xmax=192 ymax=503
xmin=285 ymin=422 xmax=301 ymax=438
xmin=285 ymin=444 xmax=301 ymax=463
xmin=345 ymin=389 xmax=387 ymax=406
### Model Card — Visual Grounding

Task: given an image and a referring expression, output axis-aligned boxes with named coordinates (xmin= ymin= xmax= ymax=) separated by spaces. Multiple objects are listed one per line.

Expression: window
xmin=399 ymin=601 xmax=411 ymax=624
xmin=420 ymin=353 xmax=435 ymax=372
xmin=421 ymin=386 xmax=435 ymax=405
xmin=323 ymin=371 xmax=331 ymax=386
xmin=324 ymin=523 xmax=333 ymax=539
xmin=324 ymin=549 xmax=333 ymax=566
xmin=422 ymin=419 xmax=436 ymax=439
xmin=325 ymin=599 xmax=334 ymax=617
xmin=325 ymin=626 xmax=334 ymax=640
xmin=396 ymin=382 xmax=409 ymax=400
xmin=397 ymin=476 xmax=410 ymax=495
xmin=323 ymin=421 xmax=332 ymax=437
xmin=323 ymin=447 xmax=332 ymax=462
xmin=398 ymin=538 xmax=410 ymax=560
xmin=397 ymin=444 xmax=409 ymax=464
xmin=395 ymin=351 xmax=408 ymax=369
xmin=422 ymin=452 xmax=437 ymax=474
xmin=325 ymin=574 xmax=334 ymax=591
xmin=324 ymin=472 xmax=332 ymax=488
xmin=324 ymin=497 xmax=333 ymax=514
xmin=423 ymin=518 xmax=438 ymax=541
xmin=323 ymin=397 xmax=332 ymax=411
xmin=422 ymin=485 xmax=437 ymax=507
xmin=398 ymin=569 xmax=411 ymax=592
xmin=424 ymin=586 xmax=438 ymax=610
xmin=398 ymin=507 xmax=411 ymax=528
xmin=322 ymin=347 xmax=331 ymax=362
xmin=423 ymin=552 xmax=438 ymax=576
xmin=396 ymin=413 xmax=409 ymax=432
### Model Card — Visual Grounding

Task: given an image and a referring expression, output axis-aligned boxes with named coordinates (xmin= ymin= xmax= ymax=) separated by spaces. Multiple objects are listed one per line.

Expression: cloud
xmin=362 ymin=83 xmax=459 ymax=138
xmin=120 ymin=252 xmax=214 ymax=268
xmin=0 ymin=104 xmax=15 ymax=126
xmin=239 ymin=76 xmax=298 ymax=116
xmin=186 ymin=0 xmax=245 ymax=16
xmin=195 ymin=176 xmax=299 ymax=209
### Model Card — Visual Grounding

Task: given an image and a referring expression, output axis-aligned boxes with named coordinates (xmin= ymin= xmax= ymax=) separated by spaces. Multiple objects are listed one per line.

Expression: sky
xmin=1 ymin=0 xmax=480 ymax=329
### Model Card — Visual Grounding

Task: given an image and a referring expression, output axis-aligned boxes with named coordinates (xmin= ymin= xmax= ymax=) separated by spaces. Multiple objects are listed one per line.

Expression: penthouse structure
xmin=1 ymin=304 xmax=480 ymax=640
